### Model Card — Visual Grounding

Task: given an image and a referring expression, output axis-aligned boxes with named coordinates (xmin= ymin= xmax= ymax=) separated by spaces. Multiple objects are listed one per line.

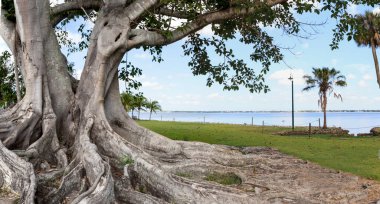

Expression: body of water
xmin=137 ymin=111 xmax=380 ymax=135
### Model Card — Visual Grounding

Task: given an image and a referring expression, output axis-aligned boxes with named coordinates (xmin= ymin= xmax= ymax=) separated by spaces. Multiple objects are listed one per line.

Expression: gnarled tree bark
xmin=0 ymin=0 xmax=379 ymax=203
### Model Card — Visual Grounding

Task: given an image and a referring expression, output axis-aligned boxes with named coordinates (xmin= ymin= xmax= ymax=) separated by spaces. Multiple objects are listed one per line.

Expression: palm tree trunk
xmin=323 ymin=92 xmax=327 ymax=129
xmin=370 ymin=39 xmax=380 ymax=88
xmin=138 ymin=108 xmax=141 ymax=120
xmin=149 ymin=110 xmax=152 ymax=120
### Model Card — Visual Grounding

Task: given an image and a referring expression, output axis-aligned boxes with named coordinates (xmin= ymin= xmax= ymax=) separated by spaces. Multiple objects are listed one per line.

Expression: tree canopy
xmin=2 ymin=0 xmax=375 ymax=94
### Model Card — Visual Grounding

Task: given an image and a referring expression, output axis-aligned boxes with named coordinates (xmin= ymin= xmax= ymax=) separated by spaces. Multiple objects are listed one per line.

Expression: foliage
xmin=119 ymin=55 xmax=143 ymax=92
xmin=134 ymin=93 xmax=148 ymax=120
xmin=120 ymin=92 xmax=161 ymax=120
xmin=120 ymin=92 xmax=136 ymax=113
xmin=1 ymin=0 xmax=15 ymax=22
xmin=352 ymin=11 xmax=380 ymax=47
xmin=44 ymin=0 xmax=379 ymax=94
xmin=138 ymin=120 xmax=380 ymax=181
xmin=120 ymin=155 xmax=134 ymax=165
xmin=146 ymin=100 xmax=162 ymax=120
xmin=0 ymin=51 xmax=19 ymax=108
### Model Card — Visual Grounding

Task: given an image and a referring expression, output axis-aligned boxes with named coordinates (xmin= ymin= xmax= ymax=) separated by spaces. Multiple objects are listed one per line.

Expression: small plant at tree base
xmin=138 ymin=185 xmax=147 ymax=194
xmin=205 ymin=172 xmax=242 ymax=185
xmin=120 ymin=155 xmax=134 ymax=165
xmin=175 ymin=172 xmax=193 ymax=178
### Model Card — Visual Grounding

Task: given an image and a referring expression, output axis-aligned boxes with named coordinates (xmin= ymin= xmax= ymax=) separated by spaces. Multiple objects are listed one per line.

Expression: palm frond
xmin=334 ymin=92 xmax=343 ymax=101
xmin=335 ymin=80 xmax=347 ymax=87
xmin=302 ymin=85 xmax=316 ymax=92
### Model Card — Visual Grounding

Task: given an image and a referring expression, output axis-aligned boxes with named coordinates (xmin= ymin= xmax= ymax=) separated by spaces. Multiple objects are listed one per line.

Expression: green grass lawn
xmin=138 ymin=120 xmax=380 ymax=181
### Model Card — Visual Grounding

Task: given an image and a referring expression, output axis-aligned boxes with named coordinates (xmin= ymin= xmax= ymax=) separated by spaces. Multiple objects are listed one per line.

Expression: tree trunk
xmin=322 ymin=92 xmax=327 ymax=129
xmin=149 ymin=110 xmax=152 ymax=120
xmin=0 ymin=1 xmax=380 ymax=203
xmin=13 ymin=64 xmax=21 ymax=102
xmin=371 ymin=39 xmax=380 ymax=88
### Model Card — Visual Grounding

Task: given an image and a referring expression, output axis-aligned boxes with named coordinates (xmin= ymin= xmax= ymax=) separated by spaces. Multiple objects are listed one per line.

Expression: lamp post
xmin=289 ymin=74 xmax=294 ymax=130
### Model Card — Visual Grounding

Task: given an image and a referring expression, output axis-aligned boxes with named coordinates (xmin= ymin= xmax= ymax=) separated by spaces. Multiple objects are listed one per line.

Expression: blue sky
xmin=1 ymin=3 xmax=380 ymax=111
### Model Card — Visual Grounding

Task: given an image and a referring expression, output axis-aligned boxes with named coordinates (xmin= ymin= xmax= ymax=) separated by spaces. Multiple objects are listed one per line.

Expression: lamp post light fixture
xmin=289 ymin=74 xmax=294 ymax=131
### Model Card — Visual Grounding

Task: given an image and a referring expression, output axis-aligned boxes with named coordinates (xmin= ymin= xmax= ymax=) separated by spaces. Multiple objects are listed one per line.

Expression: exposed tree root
xmin=0 ymin=141 xmax=35 ymax=203
xmin=1 ymin=108 xmax=41 ymax=149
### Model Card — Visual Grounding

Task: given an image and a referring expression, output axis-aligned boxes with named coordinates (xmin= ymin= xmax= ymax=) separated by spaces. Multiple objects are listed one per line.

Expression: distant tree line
xmin=120 ymin=92 xmax=162 ymax=120
xmin=0 ymin=51 xmax=24 ymax=109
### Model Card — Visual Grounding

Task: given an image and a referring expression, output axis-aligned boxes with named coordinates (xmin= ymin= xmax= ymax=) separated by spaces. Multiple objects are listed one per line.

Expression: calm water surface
xmin=137 ymin=111 xmax=380 ymax=135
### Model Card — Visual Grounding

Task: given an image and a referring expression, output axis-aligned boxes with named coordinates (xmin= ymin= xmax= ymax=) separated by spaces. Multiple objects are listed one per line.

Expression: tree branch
xmin=0 ymin=8 xmax=16 ymax=52
xmin=156 ymin=7 xmax=196 ymax=19
xmin=127 ymin=0 xmax=288 ymax=48
xmin=125 ymin=0 xmax=159 ymax=21
xmin=50 ymin=0 xmax=102 ymax=26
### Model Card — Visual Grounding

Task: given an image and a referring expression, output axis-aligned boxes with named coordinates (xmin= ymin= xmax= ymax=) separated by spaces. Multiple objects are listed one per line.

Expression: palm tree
xmin=146 ymin=100 xmax=162 ymax=120
xmin=120 ymin=92 xmax=136 ymax=117
xmin=353 ymin=11 xmax=380 ymax=88
xmin=134 ymin=93 xmax=147 ymax=120
xmin=303 ymin=67 xmax=347 ymax=129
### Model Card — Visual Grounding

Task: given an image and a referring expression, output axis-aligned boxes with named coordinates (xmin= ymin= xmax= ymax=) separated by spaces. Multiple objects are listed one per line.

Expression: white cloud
xmin=74 ymin=69 xmax=83 ymax=80
xmin=373 ymin=7 xmax=380 ymax=15
xmin=346 ymin=64 xmax=370 ymax=73
xmin=164 ymin=94 xmax=201 ymax=106
xmin=142 ymin=81 xmax=164 ymax=90
xmin=331 ymin=59 xmax=338 ymax=66
xmin=170 ymin=18 xmax=214 ymax=36
xmin=302 ymin=42 xmax=309 ymax=49
xmin=0 ymin=37 xmax=10 ymax=53
xmin=358 ymin=80 xmax=368 ymax=87
xmin=133 ymin=53 xmax=150 ymax=59
xmin=347 ymin=73 xmax=356 ymax=80
xmin=363 ymin=74 xmax=373 ymax=80
xmin=170 ymin=18 xmax=187 ymax=28
xmin=288 ymin=0 xmax=321 ymax=10
xmin=295 ymin=92 xmax=315 ymax=103
xmin=207 ymin=93 xmax=223 ymax=99
xmin=50 ymin=0 xmax=65 ymax=6
xmin=197 ymin=25 xmax=213 ymax=36
xmin=67 ymin=31 xmax=82 ymax=44
xmin=269 ymin=69 xmax=306 ymax=85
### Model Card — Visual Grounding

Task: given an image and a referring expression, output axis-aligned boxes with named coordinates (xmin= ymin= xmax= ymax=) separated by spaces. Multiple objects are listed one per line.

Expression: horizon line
xmin=148 ymin=110 xmax=380 ymax=113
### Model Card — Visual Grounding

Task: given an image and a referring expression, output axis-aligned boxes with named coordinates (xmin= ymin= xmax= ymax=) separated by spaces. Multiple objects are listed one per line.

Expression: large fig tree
xmin=0 ymin=0 xmax=379 ymax=203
